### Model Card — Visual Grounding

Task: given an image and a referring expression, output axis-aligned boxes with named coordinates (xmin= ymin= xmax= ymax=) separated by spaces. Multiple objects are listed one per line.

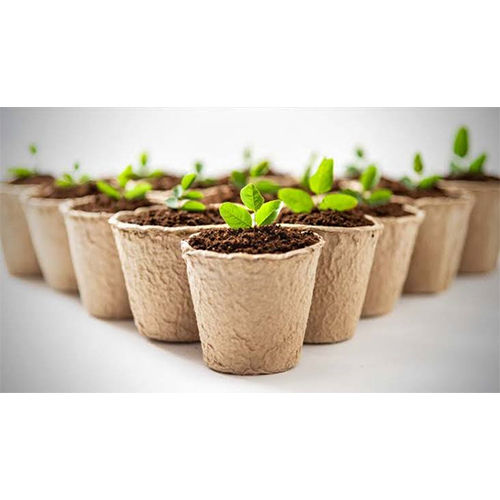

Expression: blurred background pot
xmin=399 ymin=188 xmax=474 ymax=293
xmin=182 ymin=233 xmax=324 ymax=375
xmin=361 ymin=205 xmax=425 ymax=317
xmin=109 ymin=208 xmax=222 ymax=342
xmin=21 ymin=188 xmax=78 ymax=292
xmin=61 ymin=196 xmax=133 ymax=319
xmin=440 ymin=180 xmax=500 ymax=273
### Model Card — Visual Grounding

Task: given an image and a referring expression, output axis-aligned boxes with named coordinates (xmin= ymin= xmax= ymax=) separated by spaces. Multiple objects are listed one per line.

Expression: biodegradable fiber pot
xmin=0 ymin=182 xmax=42 ymax=275
xmin=401 ymin=188 xmax=474 ymax=293
xmin=60 ymin=196 xmax=132 ymax=319
xmin=21 ymin=189 xmax=78 ymax=292
xmin=284 ymin=219 xmax=383 ymax=344
xmin=109 ymin=208 xmax=222 ymax=342
xmin=440 ymin=180 xmax=500 ymax=273
xmin=181 ymin=234 xmax=324 ymax=375
xmin=362 ymin=205 xmax=425 ymax=317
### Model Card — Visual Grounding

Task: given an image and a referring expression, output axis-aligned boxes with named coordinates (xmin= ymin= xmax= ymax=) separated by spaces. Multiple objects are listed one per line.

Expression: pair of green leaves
xmin=344 ymin=146 xmax=366 ymax=178
xmin=219 ymin=183 xmax=281 ymax=229
xmin=230 ymin=159 xmax=280 ymax=194
xmin=165 ymin=173 xmax=206 ymax=211
xmin=278 ymin=157 xmax=359 ymax=213
xmin=8 ymin=144 xmax=39 ymax=179
xmin=451 ymin=127 xmax=488 ymax=174
xmin=342 ymin=165 xmax=392 ymax=206
xmin=97 ymin=165 xmax=152 ymax=201
xmin=400 ymin=153 xmax=441 ymax=190
xmin=55 ymin=162 xmax=91 ymax=188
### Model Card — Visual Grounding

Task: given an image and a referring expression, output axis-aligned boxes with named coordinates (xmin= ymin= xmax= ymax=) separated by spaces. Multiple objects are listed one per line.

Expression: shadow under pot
xmin=394 ymin=186 xmax=475 ymax=293
xmin=354 ymin=203 xmax=426 ymax=317
xmin=440 ymin=178 xmax=500 ymax=273
xmin=109 ymin=206 xmax=225 ymax=342
xmin=60 ymin=194 xmax=152 ymax=319
xmin=181 ymin=226 xmax=324 ymax=375
xmin=279 ymin=209 xmax=383 ymax=344
xmin=0 ymin=176 xmax=53 ymax=276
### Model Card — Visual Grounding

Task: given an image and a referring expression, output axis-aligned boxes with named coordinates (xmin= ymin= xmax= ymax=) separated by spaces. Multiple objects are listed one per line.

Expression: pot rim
xmin=181 ymin=230 xmax=325 ymax=261
xmin=439 ymin=178 xmax=500 ymax=192
xmin=108 ymin=204 xmax=226 ymax=234
xmin=20 ymin=186 xmax=81 ymax=208
xmin=362 ymin=203 xmax=425 ymax=226
xmin=392 ymin=186 xmax=474 ymax=207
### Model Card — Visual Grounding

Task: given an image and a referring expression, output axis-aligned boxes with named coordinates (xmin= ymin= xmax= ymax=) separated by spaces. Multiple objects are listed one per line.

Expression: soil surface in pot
xmin=146 ymin=175 xmax=182 ymax=190
xmin=444 ymin=172 xmax=500 ymax=182
xmin=75 ymin=194 xmax=152 ymax=213
xmin=188 ymin=225 xmax=320 ymax=254
xmin=121 ymin=207 xmax=224 ymax=227
xmin=36 ymin=181 xmax=100 ymax=199
xmin=8 ymin=175 xmax=54 ymax=185
xmin=378 ymin=177 xmax=457 ymax=199
xmin=279 ymin=208 xmax=373 ymax=227
xmin=352 ymin=202 xmax=412 ymax=218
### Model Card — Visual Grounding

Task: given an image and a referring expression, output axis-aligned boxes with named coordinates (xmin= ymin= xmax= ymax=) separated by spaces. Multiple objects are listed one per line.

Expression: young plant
xmin=219 ymin=183 xmax=282 ymax=228
xmin=165 ymin=173 xmax=206 ymax=211
xmin=229 ymin=159 xmax=280 ymax=194
xmin=97 ymin=166 xmax=152 ymax=201
xmin=400 ymin=153 xmax=441 ymax=190
xmin=449 ymin=126 xmax=488 ymax=175
xmin=344 ymin=146 xmax=367 ymax=178
xmin=8 ymin=143 xmax=39 ymax=179
xmin=278 ymin=157 xmax=358 ymax=213
xmin=192 ymin=161 xmax=217 ymax=187
xmin=136 ymin=151 xmax=165 ymax=179
xmin=300 ymin=152 xmax=318 ymax=190
xmin=341 ymin=165 xmax=392 ymax=206
xmin=55 ymin=162 xmax=91 ymax=188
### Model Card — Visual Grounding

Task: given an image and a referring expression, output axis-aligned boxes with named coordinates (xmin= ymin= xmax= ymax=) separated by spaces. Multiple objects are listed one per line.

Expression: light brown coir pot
xmin=361 ymin=205 xmax=425 ymax=317
xmin=397 ymin=187 xmax=474 ymax=293
xmin=282 ymin=218 xmax=383 ymax=343
xmin=440 ymin=179 xmax=500 ymax=273
xmin=60 ymin=196 xmax=134 ymax=319
xmin=181 ymin=232 xmax=324 ymax=375
xmin=109 ymin=207 xmax=223 ymax=342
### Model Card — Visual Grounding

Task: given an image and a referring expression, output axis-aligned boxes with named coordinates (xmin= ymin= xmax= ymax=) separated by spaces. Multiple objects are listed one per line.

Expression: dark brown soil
xmin=36 ymin=182 xmax=100 ymax=199
xmin=378 ymin=177 xmax=455 ymax=199
xmin=75 ymin=194 xmax=152 ymax=213
xmin=9 ymin=175 xmax=54 ymax=185
xmin=122 ymin=207 xmax=224 ymax=227
xmin=147 ymin=175 xmax=182 ymax=190
xmin=188 ymin=225 xmax=320 ymax=254
xmin=353 ymin=202 xmax=412 ymax=218
xmin=279 ymin=207 xmax=373 ymax=227
xmin=445 ymin=172 xmax=500 ymax=182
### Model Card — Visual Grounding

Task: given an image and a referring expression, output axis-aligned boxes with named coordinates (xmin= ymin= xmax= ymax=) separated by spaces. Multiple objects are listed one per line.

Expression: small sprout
xmin=279 ymin=157 xmax=358 ymax=213
xmin=193 ymin=160 xmax=216 ymax=187
xmin=165 ymin=173 xmax=206 ymax=211
xmin=355 ymin=147 xmax=364 ymax=158
xmin=133 ymin=151 xmax=166 ymax=179
xmin=413 ymin=153 xmax=424 ymax=174
xmin=300 ymin=152 xmax=318 ymax=189
xmin=469 ymin=153 xmax=487 ymax=174
xmin=8 ymin=167 xmax=35 ymax=179
xmin=29 ymin=143 xmax=38 ymax=156
xmin=345 ymin=145 xmax=371 ymax=178
xmin=401 ymin=153 xmax=441 ymax=190
xmin=453 ymin=127 xmax=469 ymax=158
xmin=230 ymin=157 xmax=281 ymax=192
xmin=341 ymin=165 xmax=391 ymax=207
xmin=449 ymin=126 xmax=488 ymax=175
xmin=55 ymin=162 xmax=92 ymax=188
xmin=230 ymin=170 xmax=248 ymax=189
xmin=360 ymin=164 xmax=380 ymax=191
xmin=249 ymin=160 xmax=270 ymax=178
xmin=97 ymin=165 xmax=152 ymax=201
xmin=219 ymin=183 xmax=282 ymax=229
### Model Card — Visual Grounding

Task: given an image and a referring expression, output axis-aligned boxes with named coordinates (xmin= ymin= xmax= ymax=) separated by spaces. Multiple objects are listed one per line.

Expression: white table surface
xmin=1 ymin=257 xmax=498 ymax=392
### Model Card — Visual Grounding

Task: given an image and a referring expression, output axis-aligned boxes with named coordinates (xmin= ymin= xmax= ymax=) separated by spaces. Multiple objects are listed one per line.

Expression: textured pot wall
xmin=22 ymin=194 xmax=78 ymax=292
xmin=362 ymin=206 xmax=425 ymax=317
xmin=441 ymin=180 xmax=500 ymax=273
xmin=283 ymin=221 xmax=383 ymax=344
xmin=62 ymin=198 xmax=132 ymax=319
xmin=401 ymin=190 xmax=474 ymax=293
xmin=0 ymin=183 xmax=41 ymax=276
xmin=182 ymin=237 xmax=324 ymax=375
xmin=110 ymin=210 xmax=222 ymax=341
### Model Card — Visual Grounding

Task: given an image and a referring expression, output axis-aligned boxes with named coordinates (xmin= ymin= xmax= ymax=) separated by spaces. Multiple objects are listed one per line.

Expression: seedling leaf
xmin=341 ymin=188 xmax=363 ymax=202
xmin=240 ymin=183 xmax=264 ymax=211
xmin=183 ymin=190 xmax=204 ymax=200
xmin=149 ymin=169 xmax=165 ymax=178
xmin=413 ymin=153 xmax=424 ymax=174
xmin=309 ymin=157 xmax=334 ymax=195
xmin=454 ymin=127 xmax=469 ymax=158
xmin=140 ymin=151 xmax=149 ymax=167
xmin=400 ymin=176 xmax=415 ymax=189
xmin=29 ymin=143 xmax=37 ymax=155
xmin=360 ymin=164 xmax=380 ymax=191
xmin=255 ymin=179 xmax=280 ymax=194
xmin=97 ymin=181 xmax=121 ymax=200
xmin=278 ymin=188 xmax=314 ymax=214
xmin=166 ymin=196 xmax=180 ymax=209
xmin=173 ymin=185 xmax=184 ymax=198
xmin=181 ymin=173 xmax=197 ymax=190
xmin=249 ymin=161 xmax=269 ymax=178
xmin=231 ymin=170 xmax=247 ymax=189
xmin=450 ymin=162 xmax=463 ymax=174
xmin=182 ymin=200 xmax=206 ymax=212
xmin=255 ymin=200 xmax=282 ymax=227
xmin=367 ymin=189 xmax=392 ymax=206
xmin=345 ymin=165 xmax=361 ymax=178
xmin=8 ymin=167 xmax=34 ymax=179
xmin=355 ymin=147 xmax=364 ymax=158
xmin=219 ymin=202 xmax=253 ymax=229
xmin=418 ymin=175 xmax=441 ymax=189
xmin=118 ymin=165 xmax=134 ymax=188
xmin=469 ymin=153 xmax=487 ymax=174
xmin=125 ymin=182 xmax=152 ymax=200
xmin=319 ymin=193 xmax=358 ymax=211
xmin=194 ymin=161 xmax=204 ymax=174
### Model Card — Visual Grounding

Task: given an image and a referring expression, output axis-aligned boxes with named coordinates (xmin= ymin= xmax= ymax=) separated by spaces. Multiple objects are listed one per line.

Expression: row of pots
xmin=0 ymin=178 xmax=498 ymax=375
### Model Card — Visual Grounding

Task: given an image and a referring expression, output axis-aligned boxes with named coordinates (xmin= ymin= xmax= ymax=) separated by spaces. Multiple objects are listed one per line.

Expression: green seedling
xmin=300 ymin=152 xmax=318 ymax=190
xmin=449 ymin=127 xmax=488 ymax=175
xmin=55 ymin=162 xmax=91 ymax=188
xmin=8 ymin=143 xmax=39 ymax=179
xmin=165 ymin=173 xmax=206 ymax=211
xmin=219 ymin=183 xmax=282 ymax=228
xmin=344 ymin=146 xmax=367 ymax=178
xmin=400 ymin=153 xmax=441 ymax=190
xmin=278 ymin=157 xmax=358 ymax=213
xmin=97 ymin=166 xmax=152 ymax=201
xmin=341 ymin=165 xmax=392 ymax=206
xmin=230 ymin=159 xmax=280 ymax=194
xmin=193 ymin=161 xmax=217 ymax=187
xmin=136 ymin=151 xmax=165 ymax=179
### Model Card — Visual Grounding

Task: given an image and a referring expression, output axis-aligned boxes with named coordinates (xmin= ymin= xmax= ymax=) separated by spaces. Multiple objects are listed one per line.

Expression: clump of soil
xmin=36 ymin=182 xmax=100 ymax=199
xmin=445 ymin=172 xmax=500 ymax=183
xmin=352 ymin=202 xmax=412 ymax=218
xmin=279 ymin=207 xmax=373 ymax=227
xmin=8 ymin=175 xmax=54 ymax=185
xmin=188 ymin=225 xmax=320 ymax=254
xmin=378 ymin=177 xmax=455 ymax=199
xmin=147 ymin=175 xmax=182 ymax=190
xmin=122 ymin=207 xmax=224 ymax=227
xmin=75 ymin=194 xmax=152 ymax=213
